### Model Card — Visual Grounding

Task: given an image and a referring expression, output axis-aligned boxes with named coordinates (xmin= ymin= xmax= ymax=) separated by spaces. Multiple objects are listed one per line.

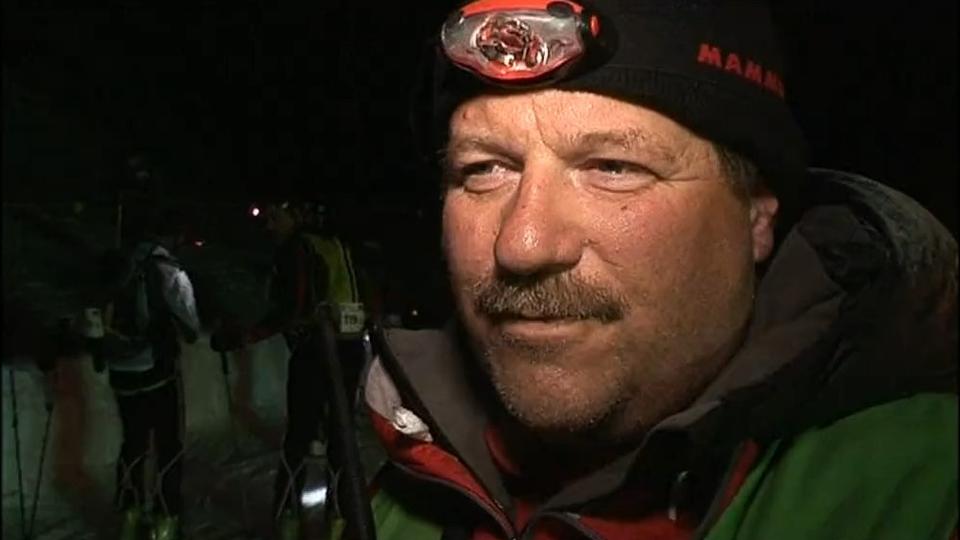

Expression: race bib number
xmin=336 ymin=303 xmax=366 ymax=334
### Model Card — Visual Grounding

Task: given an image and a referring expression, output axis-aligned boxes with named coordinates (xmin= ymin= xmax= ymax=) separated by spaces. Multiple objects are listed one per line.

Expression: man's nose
xmin=494 ymin=165 xmax=583 ymax=276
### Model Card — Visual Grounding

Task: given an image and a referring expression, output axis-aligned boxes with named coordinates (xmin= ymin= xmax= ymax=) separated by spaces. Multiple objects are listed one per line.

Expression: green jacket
xmin=349 ymin=171 xmax=958 ymax=539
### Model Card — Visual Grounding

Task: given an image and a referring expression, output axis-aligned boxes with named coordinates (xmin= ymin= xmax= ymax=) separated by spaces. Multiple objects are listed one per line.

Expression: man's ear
xmin=749 ymin=185 xmax=779 ymax=263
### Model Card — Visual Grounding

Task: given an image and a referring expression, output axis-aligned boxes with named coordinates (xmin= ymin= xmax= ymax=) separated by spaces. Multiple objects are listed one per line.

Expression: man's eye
xmin=449 ymin=161 xmax=516 ymax=192
xmin=591 ymin=159 xmax=656 ymax=176
xmin=583 ymin=159 xmax=659 ymax=191
xmin=594 ymin=159 xmax=629 ymax=175
xmin=461 ymin=162 xmax=499 ymax=177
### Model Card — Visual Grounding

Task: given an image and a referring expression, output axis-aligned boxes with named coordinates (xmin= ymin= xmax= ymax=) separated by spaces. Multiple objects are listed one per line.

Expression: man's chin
xmin=488 ymin=357 xmax=627 ymax=436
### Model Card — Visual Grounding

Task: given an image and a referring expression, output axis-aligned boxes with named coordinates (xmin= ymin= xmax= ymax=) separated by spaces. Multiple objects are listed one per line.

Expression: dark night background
xmin=0 ymin=4 xmax=956 ymax=538
xmin=3 ymin=1 xmax=957 ymax=262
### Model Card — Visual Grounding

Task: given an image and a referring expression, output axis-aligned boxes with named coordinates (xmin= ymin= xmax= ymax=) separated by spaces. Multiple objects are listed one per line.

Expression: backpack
xmin=104 ymin=245 xmax=178 ymax=372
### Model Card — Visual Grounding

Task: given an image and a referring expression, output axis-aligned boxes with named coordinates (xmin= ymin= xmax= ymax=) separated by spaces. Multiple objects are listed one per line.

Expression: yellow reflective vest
xmin=302 ymin=233 xmax=365 ymax=336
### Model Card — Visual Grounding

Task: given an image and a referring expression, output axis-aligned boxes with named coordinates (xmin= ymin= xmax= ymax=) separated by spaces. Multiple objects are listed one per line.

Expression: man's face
xmin=442 ymin=90 xmax=778 ymax=442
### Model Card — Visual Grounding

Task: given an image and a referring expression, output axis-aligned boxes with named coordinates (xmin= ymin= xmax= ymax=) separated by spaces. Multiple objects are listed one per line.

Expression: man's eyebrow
xmin=445 ymin=136 xmax=508 ymax=156
xmin=565 ymin=128 xmax=670 ymax=152
xmin=441 ymin=136 xmax=519 ymax=165
xmin=442 ymin=128 xmax=677 ymax=161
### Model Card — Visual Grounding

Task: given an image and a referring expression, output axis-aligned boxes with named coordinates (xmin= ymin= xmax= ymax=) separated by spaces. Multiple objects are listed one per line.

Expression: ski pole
xmin=9 ymin=369 xmax=30 ymax=540
xmin=219 ymin=349 xmax=245 ymax=460
xmin=315 ymin=311 xmax=375 ymax=540
xmin=9 ymin=370 xmax=28 ymax=540
xmin=26 ymin=397 xmax=54 ymax=539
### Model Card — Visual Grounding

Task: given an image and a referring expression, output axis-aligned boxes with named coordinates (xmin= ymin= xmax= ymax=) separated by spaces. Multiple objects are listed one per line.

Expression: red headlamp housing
xmin=441 ymin=0 xmax=611 ymax=86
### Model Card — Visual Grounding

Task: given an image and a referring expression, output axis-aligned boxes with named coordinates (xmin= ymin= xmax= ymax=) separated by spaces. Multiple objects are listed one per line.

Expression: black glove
xmin=210 ymin=325 xmax=247 ymax=353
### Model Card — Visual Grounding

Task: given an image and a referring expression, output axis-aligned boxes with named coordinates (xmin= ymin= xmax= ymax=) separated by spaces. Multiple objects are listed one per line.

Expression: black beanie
xmin=428 ymin=0 xmax=808 ymax=199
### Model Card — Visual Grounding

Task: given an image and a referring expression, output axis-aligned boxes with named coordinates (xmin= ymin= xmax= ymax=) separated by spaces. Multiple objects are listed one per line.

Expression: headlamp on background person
xmin=441 ymin=0 xmax=611 ymax=86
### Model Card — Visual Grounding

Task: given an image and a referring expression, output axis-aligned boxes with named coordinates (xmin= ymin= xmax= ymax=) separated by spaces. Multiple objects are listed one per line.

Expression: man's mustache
xmin=473 ymin=273 xmax=627 ymax=323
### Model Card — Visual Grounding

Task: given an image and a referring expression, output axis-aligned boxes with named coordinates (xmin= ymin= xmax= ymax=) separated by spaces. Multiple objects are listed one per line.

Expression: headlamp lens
xmin=441 ymin=1 xmax=594 ymax=84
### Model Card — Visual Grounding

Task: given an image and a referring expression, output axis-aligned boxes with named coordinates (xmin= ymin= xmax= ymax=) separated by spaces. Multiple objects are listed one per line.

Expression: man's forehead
xmin=448 ymin=90 xmax=694 ymax=152
xmin=448 ymin=127 xmax=674 ymax=154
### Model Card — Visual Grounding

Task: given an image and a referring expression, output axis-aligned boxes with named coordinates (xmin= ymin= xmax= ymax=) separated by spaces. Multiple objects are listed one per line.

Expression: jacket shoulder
xmin=708 ymin=393 xmax=958 ymax=540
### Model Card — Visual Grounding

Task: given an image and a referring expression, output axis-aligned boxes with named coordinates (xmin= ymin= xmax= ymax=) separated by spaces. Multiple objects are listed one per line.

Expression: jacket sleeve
xmin=247 ymin=237 xmax=327 ymax=343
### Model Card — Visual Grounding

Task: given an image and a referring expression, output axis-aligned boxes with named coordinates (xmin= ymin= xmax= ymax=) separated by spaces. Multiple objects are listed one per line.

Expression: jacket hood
xmin=679 ymin=169 xmax=956 ymax=447
xmin=366 ymin=169 xmax=957 ymax=510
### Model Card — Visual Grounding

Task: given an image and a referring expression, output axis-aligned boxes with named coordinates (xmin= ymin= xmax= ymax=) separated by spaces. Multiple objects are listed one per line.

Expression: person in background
xmin=211 ymin=200 xmax=369 ymax=539
xmin=96 ymin=210 xmax=200 ymax=540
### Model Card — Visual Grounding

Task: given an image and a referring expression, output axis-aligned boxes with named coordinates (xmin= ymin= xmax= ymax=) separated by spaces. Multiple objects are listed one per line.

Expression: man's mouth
xmin=492 ymin=314 xmax=600 ymax=343
xmin=489 ymin=311 xmax=587 ymax=322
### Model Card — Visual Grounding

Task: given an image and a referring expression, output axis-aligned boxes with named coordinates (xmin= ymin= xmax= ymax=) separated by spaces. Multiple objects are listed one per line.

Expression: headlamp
xmin=440 ymin=0 xmax=611 ymax=86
